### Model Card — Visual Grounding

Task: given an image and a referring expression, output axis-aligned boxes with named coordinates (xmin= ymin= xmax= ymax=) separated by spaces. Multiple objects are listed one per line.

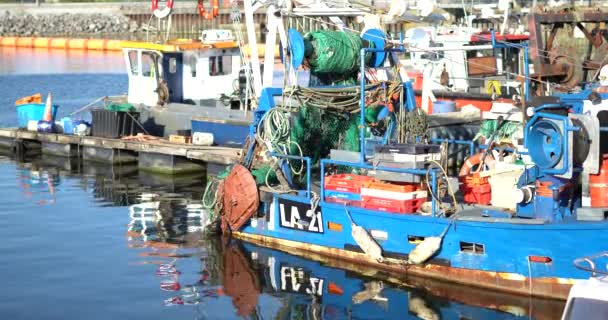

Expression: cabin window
xmin=128 ymin=50 xmax=139 ymax=76
xmin=209 ymin=55 xmax=232 ymax=76
xmin=460 ymin=241 xmax=485 ymax=254
xmin=169 ymin=58 xmax=177 ymax=73
xmin=188 ymin=55 xmax=197 ymax=77
xmin=141 ymin=52 xmax=156 ymax=78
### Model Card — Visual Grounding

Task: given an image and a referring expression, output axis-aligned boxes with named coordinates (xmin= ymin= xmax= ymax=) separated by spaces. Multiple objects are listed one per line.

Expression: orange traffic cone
xmin=43 ymin=92 xmax=53 ymax=122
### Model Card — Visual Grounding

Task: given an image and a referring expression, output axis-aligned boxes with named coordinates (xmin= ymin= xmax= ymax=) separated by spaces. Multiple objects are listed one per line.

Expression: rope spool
xmin=285 ymin=28 xmax=385 ymax=75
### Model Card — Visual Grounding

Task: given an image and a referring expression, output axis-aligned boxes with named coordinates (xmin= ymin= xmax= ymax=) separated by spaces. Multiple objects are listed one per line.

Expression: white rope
xmin=256 ymin=107 xmax=305 ymax=176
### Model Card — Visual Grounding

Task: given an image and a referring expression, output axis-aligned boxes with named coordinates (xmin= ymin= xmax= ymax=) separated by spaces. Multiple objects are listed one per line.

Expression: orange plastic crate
xmin=466 ymin=173 xmax=489 ymax=186
xmin=459 ymin=172 xmax=491 ymax=205
xmin=324 ymin=174 xmax=376 ymax=193
xmin=362 ymin=181 xmax=419 ymax=193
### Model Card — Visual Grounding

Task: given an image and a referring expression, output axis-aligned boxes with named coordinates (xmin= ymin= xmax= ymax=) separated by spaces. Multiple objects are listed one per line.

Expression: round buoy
xmin=151 ymin=0 xmax=174 ymax=19
xmin=221 ymin=164 xmax=259 ymax=232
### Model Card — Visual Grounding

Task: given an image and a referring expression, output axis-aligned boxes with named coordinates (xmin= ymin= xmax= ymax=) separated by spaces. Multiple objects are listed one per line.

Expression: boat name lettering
xmin=280 ymin=265 xmax=324 ymax=296
xmin=278 ymin=198 xmax=324 ymax=233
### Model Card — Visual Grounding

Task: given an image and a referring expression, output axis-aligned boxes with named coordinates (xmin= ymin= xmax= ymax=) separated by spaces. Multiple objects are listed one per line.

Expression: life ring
xmin=197 ymin=0 xmax=219 ymax=19
xmin=459 ymin=152 xmax=496 ymax=177
xmin=152 ymin=0 xmax=173 ymax=19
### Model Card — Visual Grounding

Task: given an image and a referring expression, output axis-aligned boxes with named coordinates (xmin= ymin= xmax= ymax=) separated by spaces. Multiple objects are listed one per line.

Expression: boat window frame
xmin=459 ymin=241 xmax=485 ymax=255
xmin=127 ymin=50 xmax=139 ymax=76
xmin=141 ymin=51 xmax=158 ymax=78
xmin=208 ymin=55 xmax=233 ymax=76
xmin=169 ymin=57 xmax=177 ymax=74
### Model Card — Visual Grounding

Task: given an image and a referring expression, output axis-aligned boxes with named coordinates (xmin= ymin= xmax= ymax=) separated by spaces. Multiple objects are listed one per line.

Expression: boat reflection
xmin=10 ymin=157 xmax=564 ymax=319
xmin=240 ymin=243 xmax=565 ymax=320
xmin=14 ymin=157 xmax=62 ymax=206
xmin=128 ymin=209 xmax=565 ymax=320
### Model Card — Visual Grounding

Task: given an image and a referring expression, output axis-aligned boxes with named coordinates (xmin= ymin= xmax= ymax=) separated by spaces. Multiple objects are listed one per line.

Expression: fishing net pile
xmin=304 ymin=30 xmax=373 ymax=85
xmin=474 ymin=119 xmax=523 ymax=142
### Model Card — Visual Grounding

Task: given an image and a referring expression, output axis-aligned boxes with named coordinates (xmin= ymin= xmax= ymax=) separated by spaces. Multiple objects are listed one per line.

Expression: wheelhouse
xmin=121 ymin=36 xmax=241 ymax=107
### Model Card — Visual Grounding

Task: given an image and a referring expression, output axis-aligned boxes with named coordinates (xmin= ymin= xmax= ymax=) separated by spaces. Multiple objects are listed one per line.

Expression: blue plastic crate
xmin=16 ymin=103 xmax=58 ymax=128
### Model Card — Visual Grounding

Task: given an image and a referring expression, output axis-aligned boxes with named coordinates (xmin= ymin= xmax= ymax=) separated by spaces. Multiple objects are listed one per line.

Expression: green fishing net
xmin=289 ymin=104 xmax=363 ymax=166
xmin=105 ymin=103 xmax=136 ymax=112
xmin=304 ymin=30 xmax=373 ymax=77
xmin=474 ymin=119 xmax=522 ymax=142
xmin=251 ymin=165 xmax=277 ymax=185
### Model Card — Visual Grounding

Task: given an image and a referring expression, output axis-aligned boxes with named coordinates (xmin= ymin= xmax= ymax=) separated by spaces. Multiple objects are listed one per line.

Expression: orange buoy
xmin=43 ymin=93 xmax=53 ymax=122
xmin=221 ymin=164 xmax=259 ymax=232
xmin=590 ymin=155 xmax=608 ymax=208
xmin=15 ymin=93 xmax=42 ymax=106
xmin=197 ymin=0 xmax=219 ymax=20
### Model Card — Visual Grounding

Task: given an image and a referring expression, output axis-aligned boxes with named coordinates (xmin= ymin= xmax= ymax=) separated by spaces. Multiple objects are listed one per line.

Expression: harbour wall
xmin=0 ymin=2 xmax=407 ymax=41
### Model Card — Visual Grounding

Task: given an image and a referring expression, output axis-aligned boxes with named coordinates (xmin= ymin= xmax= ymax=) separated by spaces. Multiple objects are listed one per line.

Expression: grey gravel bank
xmin=0 ymin=12 xmax=144 ymax=37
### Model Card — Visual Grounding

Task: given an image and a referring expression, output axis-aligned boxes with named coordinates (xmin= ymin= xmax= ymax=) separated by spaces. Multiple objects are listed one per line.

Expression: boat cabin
xmin=121 ymin=33 xmax=241 ymax=108
xmin=403 ymin=27 xmax=528 ymax=98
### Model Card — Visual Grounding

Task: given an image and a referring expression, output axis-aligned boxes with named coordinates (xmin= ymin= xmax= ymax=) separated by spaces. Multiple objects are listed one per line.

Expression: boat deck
xmin=0 ymin=128 xmax=241 ymax=165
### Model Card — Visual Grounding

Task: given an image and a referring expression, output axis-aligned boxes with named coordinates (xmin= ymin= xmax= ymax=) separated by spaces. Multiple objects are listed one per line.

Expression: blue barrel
xmin=62 ymin=117 xmax=74 ymax=135
xmin=16 ymin=103 xmax=58 ymax=128
xmin=433 ymin=100 xmax=456 ymax=114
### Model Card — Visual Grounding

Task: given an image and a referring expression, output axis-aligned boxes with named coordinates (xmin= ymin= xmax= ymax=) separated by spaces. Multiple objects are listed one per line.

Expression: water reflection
xmin=8 ymin=155 xmax=566 ymax=319
xmin=15 ymin=158 xmax=61 ymax=206
xmin=0 ymin=47 xmax=124 ymax=75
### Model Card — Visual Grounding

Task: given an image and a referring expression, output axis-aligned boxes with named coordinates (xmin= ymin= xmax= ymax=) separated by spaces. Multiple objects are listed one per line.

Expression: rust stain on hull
xmin=233 ymin=232 xmax=573 ymax=301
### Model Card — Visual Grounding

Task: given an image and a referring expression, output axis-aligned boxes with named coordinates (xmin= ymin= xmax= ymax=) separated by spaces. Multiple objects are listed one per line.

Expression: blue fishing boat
xmin=204 ymin=4 xmax=608 ymax=300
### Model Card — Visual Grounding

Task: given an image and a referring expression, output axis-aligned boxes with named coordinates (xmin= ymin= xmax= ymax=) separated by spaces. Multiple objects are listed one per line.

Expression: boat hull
xmin=191 ymin=117 xmax=250 ymax=147
xmin=235 ymin=195 xmax=608 ymax=300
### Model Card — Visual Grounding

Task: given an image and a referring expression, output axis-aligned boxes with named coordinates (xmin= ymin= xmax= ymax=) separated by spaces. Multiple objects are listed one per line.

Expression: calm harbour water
xmin=0 ymin=47 xmax=565 ymax=319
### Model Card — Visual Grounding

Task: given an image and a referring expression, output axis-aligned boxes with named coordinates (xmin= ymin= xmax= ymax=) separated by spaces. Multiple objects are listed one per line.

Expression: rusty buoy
xmin=221 ymin=164 xmax=259 ymax=232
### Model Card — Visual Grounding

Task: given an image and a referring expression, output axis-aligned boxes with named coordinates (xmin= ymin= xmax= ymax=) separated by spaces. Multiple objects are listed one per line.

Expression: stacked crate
xmin=370 ymin=144 xmax=441 ymax=183
xmin=324 ymin=174 xmax=376 ymax=206
xmin=460 ymin=173 xmax=491 ymax=205
xmin=361 ymin=181 xmax=426 ymax=213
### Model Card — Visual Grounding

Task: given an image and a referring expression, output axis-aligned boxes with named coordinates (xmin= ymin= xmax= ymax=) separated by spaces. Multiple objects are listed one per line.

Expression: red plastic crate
xmin=361 ymin=196 xmax=425 ymax=213
xmin=324 ymin=196 xmax=362 ymax=207
xmin=461 ymin=183 xmax=491 ymax=205
xmin=324 ymin=174 xmax=376 ymax=193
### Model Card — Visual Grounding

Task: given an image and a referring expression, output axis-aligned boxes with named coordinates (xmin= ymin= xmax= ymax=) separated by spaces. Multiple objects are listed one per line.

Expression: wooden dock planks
xmin=0 ymin=128 xmax=241 ymax=165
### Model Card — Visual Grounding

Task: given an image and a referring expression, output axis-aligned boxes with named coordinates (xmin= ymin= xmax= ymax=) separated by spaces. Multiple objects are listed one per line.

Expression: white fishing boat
xmin=561 ymin=252 xmax=608 ymax=320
